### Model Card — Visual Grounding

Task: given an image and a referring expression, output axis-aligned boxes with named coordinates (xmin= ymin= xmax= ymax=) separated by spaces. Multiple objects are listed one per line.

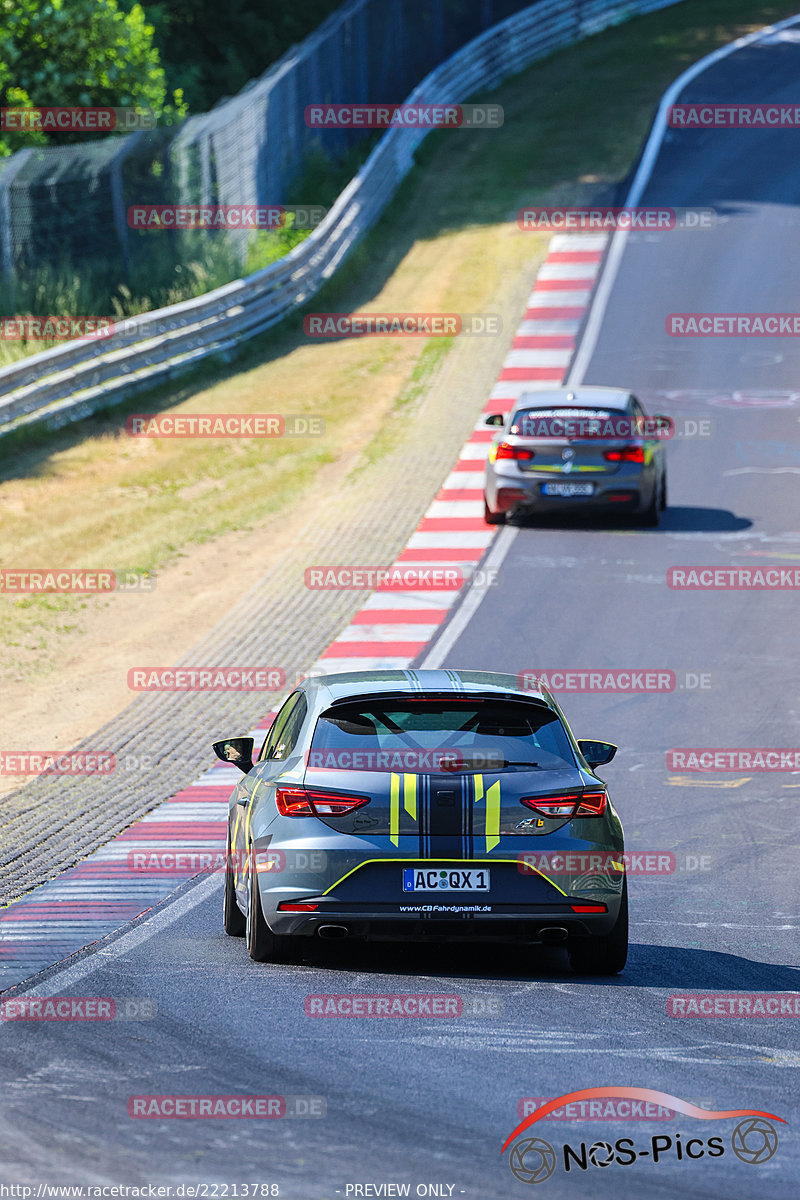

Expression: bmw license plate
xmin=403 ymin=867 xmax=490 ymax=892
xmin=542 ymin=482 xmax=594 ymax=497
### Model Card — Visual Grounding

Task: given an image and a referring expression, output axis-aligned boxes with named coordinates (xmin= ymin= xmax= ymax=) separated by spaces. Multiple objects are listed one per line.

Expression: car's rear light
xmin=275 ymin=786 xmax=315 ymax=816
xmin=520 ymin=790 xmax=607 ymax=818
xmin=574 ymin=791 xmax=606 ymax=816
xmin=570 ymin=903 xmax=607 ymax=913
xmin=307 ymin=789 xmax=371 ymax=815
xmin=604 ymin=445 xmax=644 ymax=463
xmin=277 ymin=902 xmax=319 ymax=912
xmin=490 ymin=441 xmax=535 ymax=463
xmin=275 ymin=786 xmax=370 ymax=818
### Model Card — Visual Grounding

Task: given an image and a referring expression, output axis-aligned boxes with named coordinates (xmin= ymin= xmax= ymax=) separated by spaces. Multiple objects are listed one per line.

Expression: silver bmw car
xmin=483 ymin=386 xmax=669 ymax=525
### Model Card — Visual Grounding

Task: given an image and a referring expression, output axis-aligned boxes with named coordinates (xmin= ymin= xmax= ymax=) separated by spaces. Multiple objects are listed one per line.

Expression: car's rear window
xmin=510 ymin=406 xmax=619 ymax=435
xmin=310 ymin=700 xmax=575 ymax=770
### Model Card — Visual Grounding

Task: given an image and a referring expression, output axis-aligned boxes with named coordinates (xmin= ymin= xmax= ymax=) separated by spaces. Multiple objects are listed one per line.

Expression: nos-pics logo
xmin=501 ymin=1088 xmax=785 ymax=1184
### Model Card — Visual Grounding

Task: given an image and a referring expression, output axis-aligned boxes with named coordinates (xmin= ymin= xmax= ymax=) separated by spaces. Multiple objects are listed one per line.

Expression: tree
xmin=142 ymin=0 xmax=345 ymax=114
xmin=0 ymin=0 xmax=184 ymax=156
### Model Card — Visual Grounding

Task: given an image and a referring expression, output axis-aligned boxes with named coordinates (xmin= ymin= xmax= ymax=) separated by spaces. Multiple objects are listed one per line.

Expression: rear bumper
xmin=485 ymin=464 xmax=655 ymax=516
xmin=267 ymin=903 xmax=620 ymax=942
xmin=493 ymin=483 xmax=646 ymax=515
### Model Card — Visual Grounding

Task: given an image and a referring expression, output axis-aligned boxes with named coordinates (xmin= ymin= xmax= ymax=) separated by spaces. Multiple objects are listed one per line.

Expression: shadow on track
xmin=270 ymin=936 xmax=800 ymax=989
xmin=509 ymin=506 xmax=751 ymax=534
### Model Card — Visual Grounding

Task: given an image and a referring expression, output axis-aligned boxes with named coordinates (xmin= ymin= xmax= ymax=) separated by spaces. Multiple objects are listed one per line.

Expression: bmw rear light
xmin=275 ymin=786 xmax=370 ymax=818
xmin=570 ymin=902 xmax=607 ymax=913
xmin=277 ymin=901 xmax=319 ymax=912
xmin=603 ymin=445 xmax=644 ymax=464
xmin=520 ymin=790 xmax=607 ymax=818
xmin=490 ymin=441 xmax=534 ymax=463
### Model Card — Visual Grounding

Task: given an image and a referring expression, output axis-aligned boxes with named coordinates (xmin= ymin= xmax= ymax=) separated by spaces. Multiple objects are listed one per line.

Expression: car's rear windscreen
xmin=510 ymin=406 xmax=620 ymax=435
xmin=310 ymin=699 xmax=576 ymax=770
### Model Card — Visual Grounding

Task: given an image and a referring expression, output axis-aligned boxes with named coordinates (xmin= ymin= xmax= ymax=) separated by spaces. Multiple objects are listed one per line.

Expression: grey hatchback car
xmin=483 ymin=386 xmax=669 ymax=525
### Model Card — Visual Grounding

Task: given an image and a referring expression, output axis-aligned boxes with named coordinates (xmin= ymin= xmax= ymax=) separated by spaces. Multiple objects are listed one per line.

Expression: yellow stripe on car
xmin=403 ymin=773 xmax=417 ymax=819
xmin=390 ymin=773 xmax=400 ymax=846
xmin=485 ymin=780 xmax=501 ymax=852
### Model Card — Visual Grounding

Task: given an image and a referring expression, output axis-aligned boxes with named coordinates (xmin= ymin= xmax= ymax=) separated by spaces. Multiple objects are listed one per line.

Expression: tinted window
xmin=271 ymin=695 xmax=307 ymax=761
xmin=310 ymin=700 xmax=574 ymax=769
xmin=509 ymin=406 xmax=618 ymax=436
xmin=260 ymin=692 xmax=303 ymax=760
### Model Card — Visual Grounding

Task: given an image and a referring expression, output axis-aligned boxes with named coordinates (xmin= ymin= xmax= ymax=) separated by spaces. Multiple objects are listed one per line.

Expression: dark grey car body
xmin=482 ymin=386 xmax=668 ymax=524
xmin=215 ymin=669 xmax=628 ymax=973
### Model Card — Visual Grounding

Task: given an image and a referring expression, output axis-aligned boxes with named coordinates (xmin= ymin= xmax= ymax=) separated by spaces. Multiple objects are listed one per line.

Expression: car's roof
xmin=301 ymin=668 xmax=552 ymax=707
xmin=513 ymin=386 xmax=633 ymax=413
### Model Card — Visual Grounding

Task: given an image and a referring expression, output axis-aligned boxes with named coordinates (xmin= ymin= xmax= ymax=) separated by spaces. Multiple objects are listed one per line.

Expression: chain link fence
xmin=0 ymin=0 xmax=536 ymax=289
xmin=0 ymin=0 xmax=683 ymax=437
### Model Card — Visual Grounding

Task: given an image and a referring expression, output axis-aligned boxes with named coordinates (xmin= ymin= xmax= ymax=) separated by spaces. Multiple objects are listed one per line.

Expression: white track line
xmin=426 ymin=15 xmax=800 ymax=666
xmin=567 ymin=11 xmax=800 ymax=386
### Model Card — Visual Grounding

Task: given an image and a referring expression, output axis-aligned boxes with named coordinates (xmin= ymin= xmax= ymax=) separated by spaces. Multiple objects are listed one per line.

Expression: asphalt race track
xmin=2 ymin=20 xmax=800 ymax=1200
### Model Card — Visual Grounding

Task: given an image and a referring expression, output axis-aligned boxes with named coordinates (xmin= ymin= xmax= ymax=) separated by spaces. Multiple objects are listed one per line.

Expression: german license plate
xmin=541 ymin=482 xmax=594 ymax=497
xmin=403 ymin=867 xmax=490 ymax=892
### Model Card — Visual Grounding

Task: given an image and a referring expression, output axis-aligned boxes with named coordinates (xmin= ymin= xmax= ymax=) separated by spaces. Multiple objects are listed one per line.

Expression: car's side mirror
xmin=212 ymin=736 xmax=254 ymax=773
xmin=484 ymin=413 xmax=506 ymax=427
xmin=578 ymin=739 xmax=617 ymax=768
xmin=652 ymin=414 xmax=674 ymax=438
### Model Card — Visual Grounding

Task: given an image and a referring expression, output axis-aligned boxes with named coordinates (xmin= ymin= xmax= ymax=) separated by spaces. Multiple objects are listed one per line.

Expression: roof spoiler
xmin=326 ymin=690 xmax=551 ymax=708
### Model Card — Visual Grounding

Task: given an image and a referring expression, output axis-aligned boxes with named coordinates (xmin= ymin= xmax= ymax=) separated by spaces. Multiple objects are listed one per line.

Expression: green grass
xmin=0 ymin=141 xmax=378 ymax=368
xmin=348 ymin=335 xmax=456 ymax=477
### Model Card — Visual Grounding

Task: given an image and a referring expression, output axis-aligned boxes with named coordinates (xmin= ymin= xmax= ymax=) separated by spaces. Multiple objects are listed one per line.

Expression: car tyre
xmin=659 ymin=471 xmax=668 ymax=511
xmin=246 ymin=846 xmax=292 ymax=963
xmin=484 ymin=496 xmax=505 ymax=526
xmin=223 ymin=825 xmax=245 ymax=937
xmin=567 ymin=878 xmax=628 ymax=975
xmin=640 ymin=483 xmax=660 ymax=527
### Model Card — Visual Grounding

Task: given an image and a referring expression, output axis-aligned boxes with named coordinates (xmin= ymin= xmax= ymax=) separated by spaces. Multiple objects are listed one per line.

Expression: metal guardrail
xmin=0 ymin=0 xmax=682 ymax=439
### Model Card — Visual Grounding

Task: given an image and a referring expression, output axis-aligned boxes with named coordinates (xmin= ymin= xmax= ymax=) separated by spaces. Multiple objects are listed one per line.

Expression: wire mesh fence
xmin=0 ymin=0 xmax=684 ymax=438
xmin=0 ymin=0 xmax=533 ymax=290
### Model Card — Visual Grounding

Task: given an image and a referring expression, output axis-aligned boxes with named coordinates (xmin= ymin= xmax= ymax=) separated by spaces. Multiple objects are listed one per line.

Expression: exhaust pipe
xmin=538 ymin=926 xmax=569 ymax=944
xmin=317 ymin=924 xmax=349 ymax=940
